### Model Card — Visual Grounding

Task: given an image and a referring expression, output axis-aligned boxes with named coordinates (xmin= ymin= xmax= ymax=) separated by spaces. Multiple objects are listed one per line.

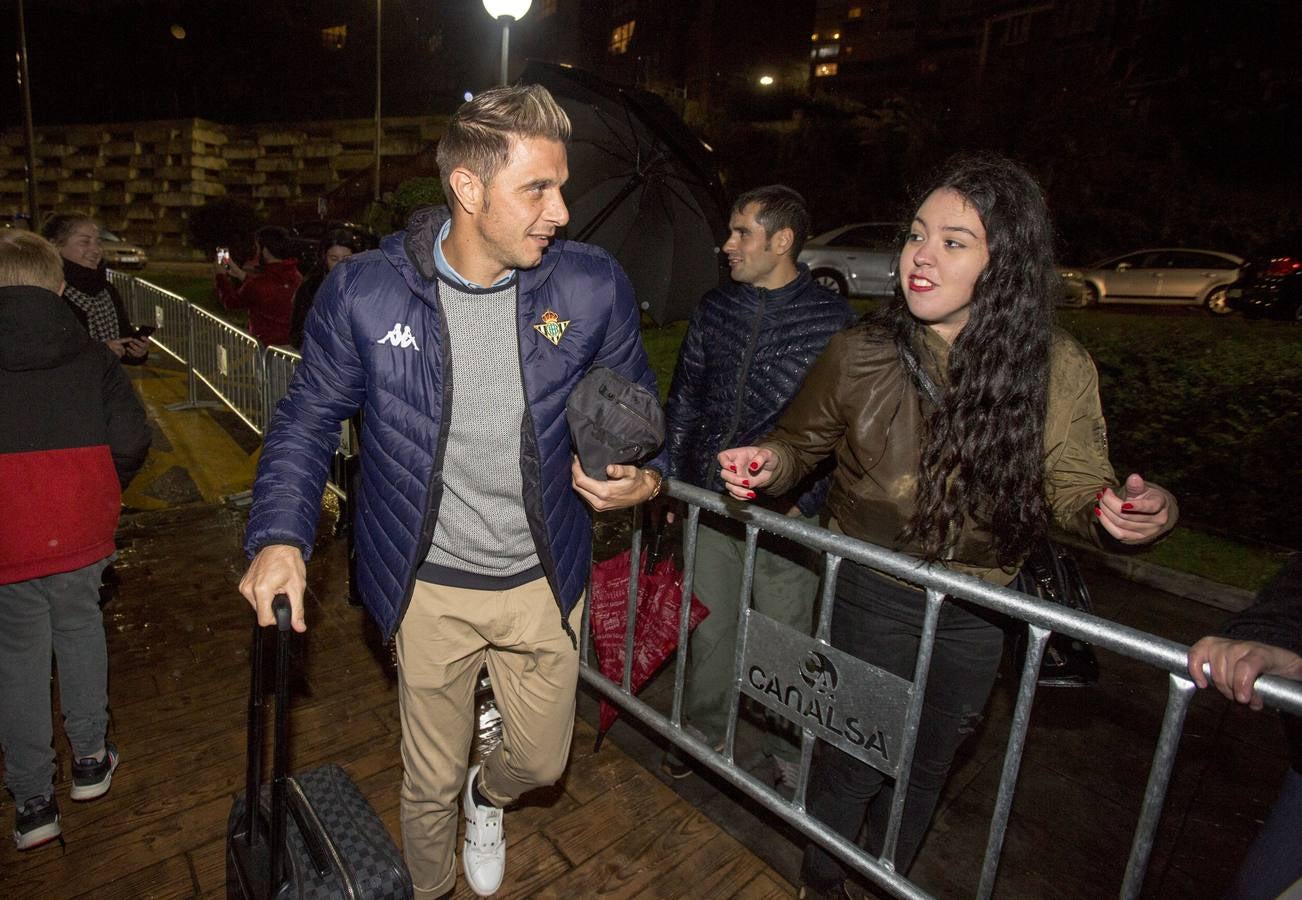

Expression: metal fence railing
xmin=110 ymin=269 xmax=190 ymax=367
xmin=580 ymin=481 xmax=1302 ymax=900
xmin=109 ymin=270 xmax=355 ymax=495
xmin=188 ymin=305 xmax=266 ymax=434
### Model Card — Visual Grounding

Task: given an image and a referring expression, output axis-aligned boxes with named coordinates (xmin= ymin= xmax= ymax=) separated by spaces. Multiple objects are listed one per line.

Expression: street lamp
xmin=482 ymin=0 xmax=532 ymax=86
xmin=758 ymin=75 xmax=775 ymax=87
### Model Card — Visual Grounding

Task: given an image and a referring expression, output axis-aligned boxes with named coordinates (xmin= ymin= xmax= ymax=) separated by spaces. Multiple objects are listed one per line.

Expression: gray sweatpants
xmin=0 ymin=555 xmax=113 ymax=803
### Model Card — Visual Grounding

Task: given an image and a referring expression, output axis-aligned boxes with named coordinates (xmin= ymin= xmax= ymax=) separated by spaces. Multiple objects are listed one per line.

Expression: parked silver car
xmin=100 ymin=227 xmax=149 ymax=270
xmin=1058 ymin=248 xmax=1243 ymax=315
xmin=798 ymin=222 xmax=901 ymax=297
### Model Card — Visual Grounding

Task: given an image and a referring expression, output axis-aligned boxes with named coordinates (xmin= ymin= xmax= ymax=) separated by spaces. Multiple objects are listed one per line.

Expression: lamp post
xmin=482 ymin=0 xmax=532 ymax=86
xmin=374 ymin=0 xmax=382 ymax=203
xmin=16 ymin=0 xmax=38 ymax=227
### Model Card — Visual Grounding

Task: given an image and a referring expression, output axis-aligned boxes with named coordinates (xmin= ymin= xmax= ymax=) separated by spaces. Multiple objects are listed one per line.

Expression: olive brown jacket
xmin=759 ymin=322 xmax=1177 ymax=584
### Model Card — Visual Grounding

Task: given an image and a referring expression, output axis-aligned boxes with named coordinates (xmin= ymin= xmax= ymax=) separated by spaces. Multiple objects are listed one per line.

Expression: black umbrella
xmin=521 ymin=61 xmax=728 ymax=325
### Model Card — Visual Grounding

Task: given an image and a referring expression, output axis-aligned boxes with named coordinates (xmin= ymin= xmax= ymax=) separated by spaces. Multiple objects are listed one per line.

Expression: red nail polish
xmin=749 ymin=462 xmax=760 ymax=472
xmin=1122 ymin=503 xmax=1134 ymax=511
xmin=729 ymin=465 xmax=737 ymax=473
xmin=742 ymin=479 xmax=750 ymax=487
xmin=1093 ymin=506 xmax=1101 ymax=516
xmin=1095 ymin=492 xmax=1103 ymax=501
xmin=747 ymin=491 xmax=756 ymax=499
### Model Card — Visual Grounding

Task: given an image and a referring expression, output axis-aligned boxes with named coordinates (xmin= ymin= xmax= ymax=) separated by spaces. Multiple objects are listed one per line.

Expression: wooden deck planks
xmin=0 ymin=500 xmax=792 ymax=898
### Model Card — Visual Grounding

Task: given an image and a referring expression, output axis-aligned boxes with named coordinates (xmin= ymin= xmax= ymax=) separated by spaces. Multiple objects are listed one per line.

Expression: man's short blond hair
xmin=0 ymin=230 xmax=64 ymax=293
xmin=436 ymin=84 xmax=571 ymax=197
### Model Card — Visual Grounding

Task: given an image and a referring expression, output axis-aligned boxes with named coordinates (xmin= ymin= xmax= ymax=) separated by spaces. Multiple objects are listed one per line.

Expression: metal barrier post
xmin=1120 ymin=673 xmax=1198 ymax=899
xmin=668 ymin=504 xmax=703 ymax=729
xmin=976 ymin=624 xmax=1052 ymax=899
xmin=879 ymin=588 xmax=943 ymax=869
xmin=166 ymin=299 xmax=223 ymax=413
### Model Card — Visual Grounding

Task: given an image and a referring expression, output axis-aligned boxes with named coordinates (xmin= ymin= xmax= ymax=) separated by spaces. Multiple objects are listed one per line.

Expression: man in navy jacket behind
xmin=238 ymin=85 xmax=666 ymax=899
xmin=663 ymin=185 xmax=854 ymax=784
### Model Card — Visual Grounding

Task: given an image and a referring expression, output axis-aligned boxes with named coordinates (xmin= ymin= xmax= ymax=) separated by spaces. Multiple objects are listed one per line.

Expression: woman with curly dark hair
xmin=718 ymin=154 xmax=1177 ymax=897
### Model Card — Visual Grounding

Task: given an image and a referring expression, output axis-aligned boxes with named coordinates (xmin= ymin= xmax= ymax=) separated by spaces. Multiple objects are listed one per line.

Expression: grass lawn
xmin=132 ymin=267 xmax=1297 ymax=592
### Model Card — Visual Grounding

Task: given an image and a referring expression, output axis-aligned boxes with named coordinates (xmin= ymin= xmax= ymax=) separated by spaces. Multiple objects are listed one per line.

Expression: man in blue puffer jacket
xmin=238 ymin=85 xmax=666 ymax=900
xmin=663 ymin=185 xmax=854 ymax=785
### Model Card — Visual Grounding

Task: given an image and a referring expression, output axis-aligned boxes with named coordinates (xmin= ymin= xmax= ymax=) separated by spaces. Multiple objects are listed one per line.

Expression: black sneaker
xmin=13 ymin=794 xmax=61 ymax=851
xmin=70 ymin=741 xmax=120 ymax=801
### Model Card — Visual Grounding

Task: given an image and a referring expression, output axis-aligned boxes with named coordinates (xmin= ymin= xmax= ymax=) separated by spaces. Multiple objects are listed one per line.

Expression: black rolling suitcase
xmin=226 ymin=595 xmax=412 ymax=900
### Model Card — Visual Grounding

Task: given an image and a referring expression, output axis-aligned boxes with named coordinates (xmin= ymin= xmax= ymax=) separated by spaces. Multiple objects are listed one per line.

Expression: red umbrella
xmin=588 ymin=542 xmax=709 ymax=747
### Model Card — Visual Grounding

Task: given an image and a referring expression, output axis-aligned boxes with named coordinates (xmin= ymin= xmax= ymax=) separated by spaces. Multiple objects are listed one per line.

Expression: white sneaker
xmin=461 ymin=764 xmax=505 ymax=896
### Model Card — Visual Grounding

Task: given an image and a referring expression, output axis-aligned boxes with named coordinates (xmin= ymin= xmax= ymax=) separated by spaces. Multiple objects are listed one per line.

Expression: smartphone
xmin=216 ymin=247 xmax=231 ymax=265
xmin=135 ymin=325 xmax=157 ymax=340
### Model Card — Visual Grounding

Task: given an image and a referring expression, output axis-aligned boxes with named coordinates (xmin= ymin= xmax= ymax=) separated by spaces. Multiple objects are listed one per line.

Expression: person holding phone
xmin=40 ymin=214 xmax=150 ymax=366
xmin=214 ymin=226 xmax=302 ymax=347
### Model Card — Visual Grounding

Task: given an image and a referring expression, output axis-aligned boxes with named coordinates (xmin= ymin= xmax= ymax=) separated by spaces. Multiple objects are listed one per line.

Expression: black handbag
xmin=898 ymin=343 xmax=1099 ymax=688
xmin=1010 ymin=540 xmax=1100 ymax=688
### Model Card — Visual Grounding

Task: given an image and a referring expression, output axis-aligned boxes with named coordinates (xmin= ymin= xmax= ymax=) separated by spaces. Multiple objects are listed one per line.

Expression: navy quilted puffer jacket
xmin=244 ymin=207 xmax=666 ymax=641
xmin=665 ymin=267 xmax=854 ymax=513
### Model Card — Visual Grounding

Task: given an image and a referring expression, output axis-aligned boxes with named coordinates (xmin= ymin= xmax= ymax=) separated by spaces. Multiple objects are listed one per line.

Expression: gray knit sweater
xmin=423 ymin=277 xmax=539 ymax=578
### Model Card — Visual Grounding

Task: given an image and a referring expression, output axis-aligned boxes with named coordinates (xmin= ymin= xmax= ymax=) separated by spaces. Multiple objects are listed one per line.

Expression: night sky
xmin=4 ymin=0 xmax=1298 ymax=259
xmin=2 ymin=0 xmax=496 ymax=127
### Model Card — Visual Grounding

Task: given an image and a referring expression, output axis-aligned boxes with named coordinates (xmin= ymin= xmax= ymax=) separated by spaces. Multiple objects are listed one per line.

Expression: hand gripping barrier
xmin=579 ymin=480 xmax=1302 ymax=900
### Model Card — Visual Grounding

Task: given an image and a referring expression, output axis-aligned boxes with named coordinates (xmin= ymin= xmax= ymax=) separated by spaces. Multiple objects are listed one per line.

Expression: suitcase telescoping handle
xmin=242 ymin=595 xmax=293 ymax=898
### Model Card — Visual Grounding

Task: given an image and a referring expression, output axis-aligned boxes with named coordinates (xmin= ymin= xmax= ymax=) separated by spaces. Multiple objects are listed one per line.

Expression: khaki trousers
xmin=396 ymin=576 xmax=582 ymax=899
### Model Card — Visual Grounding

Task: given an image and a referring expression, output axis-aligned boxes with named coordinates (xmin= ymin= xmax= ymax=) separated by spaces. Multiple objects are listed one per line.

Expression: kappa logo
xmin=377 ymin=323 xmax=420 ymax=350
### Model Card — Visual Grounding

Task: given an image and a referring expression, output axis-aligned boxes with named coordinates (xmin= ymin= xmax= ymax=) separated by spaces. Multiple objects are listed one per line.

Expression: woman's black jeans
xmin=801 ymin=559 xmax=1006 ymax=890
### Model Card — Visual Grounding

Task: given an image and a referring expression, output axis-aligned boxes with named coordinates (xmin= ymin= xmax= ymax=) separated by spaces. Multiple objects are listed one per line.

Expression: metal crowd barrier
xmin=579 ymin=480 xmax=1302 ymax=900
xmin=109 ymin=271 xmax=354 ymax=495
xmin=109 ymin=269 xmax=190 ymax=366
xmin=187 ymin=305 xmax=267 ymax=434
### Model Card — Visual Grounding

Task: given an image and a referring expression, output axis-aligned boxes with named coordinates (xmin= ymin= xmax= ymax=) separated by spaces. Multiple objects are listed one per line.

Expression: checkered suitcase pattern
xmin=226 ymin=597 xmax=412 ymax=899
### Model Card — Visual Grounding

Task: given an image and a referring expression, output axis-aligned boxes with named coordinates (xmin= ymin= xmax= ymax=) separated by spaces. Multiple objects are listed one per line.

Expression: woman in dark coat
xmin=41 ymin=214 xmax=149 ymax=366
xmin=288 ymin=229 xmax=361 ymax=350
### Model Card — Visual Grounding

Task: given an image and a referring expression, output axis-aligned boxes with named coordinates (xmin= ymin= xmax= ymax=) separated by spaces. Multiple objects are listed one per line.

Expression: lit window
xmin=321 ymin=25 xmax=347 ymax=50
xmin=832 ymin=31 xmax=841 ymax=39
xmin=538 ymin=0 xmax=558 ymax=17
xmin=814 ymin=63 xmax=838 ymax=77
xmin=815 ymin=43 xmax=840 ymax=59
xmin=848 ymin=6 xmax=863 ymax=17
xmin=811 ymin=32 xmax=819 ymax=41
xmin=609 ymin=20 xmax=635 ymax=55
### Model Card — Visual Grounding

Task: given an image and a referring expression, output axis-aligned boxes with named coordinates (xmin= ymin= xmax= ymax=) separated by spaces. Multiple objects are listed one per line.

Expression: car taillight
xmin=1264 ymin=257 xmax=1302 ymax=278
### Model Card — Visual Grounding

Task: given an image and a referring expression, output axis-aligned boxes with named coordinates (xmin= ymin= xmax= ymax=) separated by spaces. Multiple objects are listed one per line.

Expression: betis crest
xmin=532 ymin=309 xmax=570 ymax=347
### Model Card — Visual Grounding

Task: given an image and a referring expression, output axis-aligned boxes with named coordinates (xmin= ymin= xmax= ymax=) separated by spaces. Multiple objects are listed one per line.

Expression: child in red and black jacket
xmin=0 ymin=230 xmax=151 ymax=851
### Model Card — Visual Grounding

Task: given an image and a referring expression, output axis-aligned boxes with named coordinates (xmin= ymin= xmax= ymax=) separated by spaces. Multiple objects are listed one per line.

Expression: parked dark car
xmin=284 ymin=220 xmax=379 ymax=272
xmin=1226 ymin=243 xmax=1302 ymax=321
